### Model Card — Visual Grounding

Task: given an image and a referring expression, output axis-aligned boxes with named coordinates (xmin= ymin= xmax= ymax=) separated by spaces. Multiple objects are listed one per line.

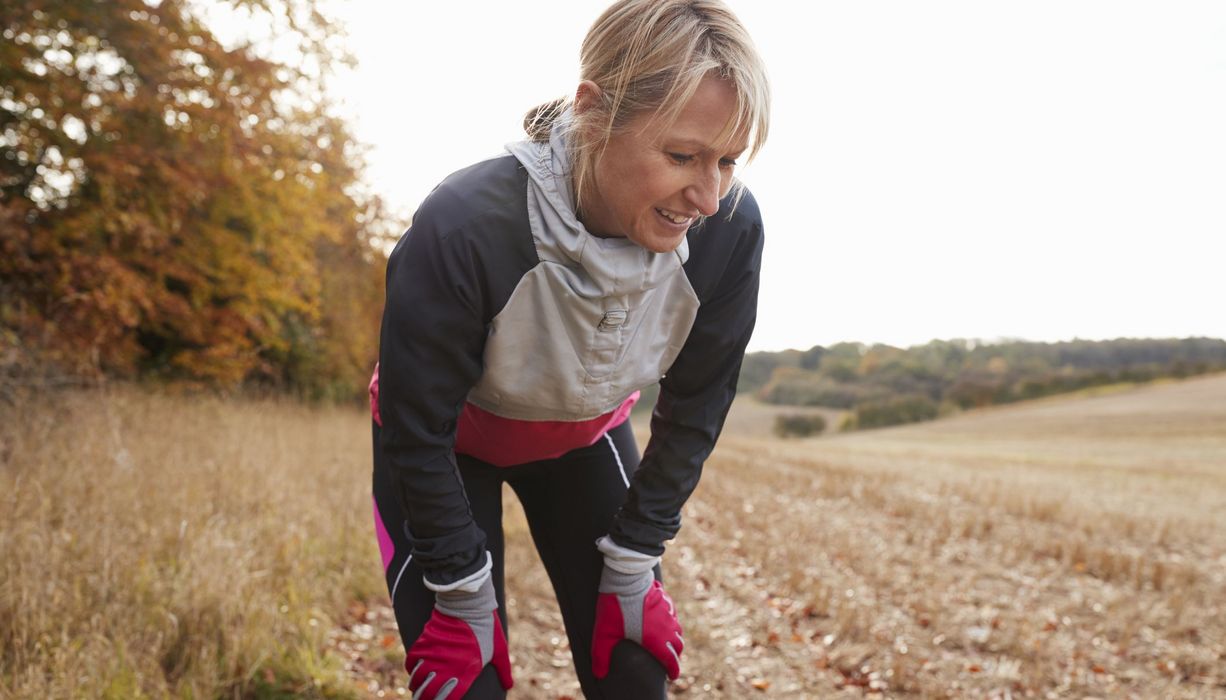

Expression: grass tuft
xmin=0 ymin=386 xmax=382 ymax=698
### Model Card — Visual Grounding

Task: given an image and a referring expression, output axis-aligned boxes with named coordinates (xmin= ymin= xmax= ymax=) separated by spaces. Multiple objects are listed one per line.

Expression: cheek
xmin=618 ymin=173 xmax=666 ymax=214
xmin=640 ymin=169 xmax=690 ymax=206
xmin=594 ymin=164 xmax=626 ymax=210
xmin=604 ymin=155 xmax=685 ymax=214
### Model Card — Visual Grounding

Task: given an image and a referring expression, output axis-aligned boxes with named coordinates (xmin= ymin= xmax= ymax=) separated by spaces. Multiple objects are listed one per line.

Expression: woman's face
xmin=580 ymin=75 xmax=748 ymax=253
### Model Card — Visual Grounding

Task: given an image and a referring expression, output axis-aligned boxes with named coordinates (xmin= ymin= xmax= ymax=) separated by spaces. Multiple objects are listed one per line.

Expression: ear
xmin=574 ymin=80 xmax=603 ymax=115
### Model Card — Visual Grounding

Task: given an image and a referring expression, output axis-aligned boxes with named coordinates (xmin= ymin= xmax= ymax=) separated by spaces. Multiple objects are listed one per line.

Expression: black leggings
xmin=371 ymin=420 xmax=667 ymax=699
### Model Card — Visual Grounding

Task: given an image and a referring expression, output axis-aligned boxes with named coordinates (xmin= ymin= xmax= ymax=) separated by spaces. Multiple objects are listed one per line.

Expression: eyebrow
xmin=666 ymin=138 xmax=748 ymax=156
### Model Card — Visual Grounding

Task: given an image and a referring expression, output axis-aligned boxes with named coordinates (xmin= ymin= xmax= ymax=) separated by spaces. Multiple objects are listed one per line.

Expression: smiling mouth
xmin=655 ymin=208 xmax=693 ymax=226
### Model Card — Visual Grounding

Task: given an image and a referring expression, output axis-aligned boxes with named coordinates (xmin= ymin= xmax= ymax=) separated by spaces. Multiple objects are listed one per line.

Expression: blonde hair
xmin=524 ymin=0 xmax=770 ymax=217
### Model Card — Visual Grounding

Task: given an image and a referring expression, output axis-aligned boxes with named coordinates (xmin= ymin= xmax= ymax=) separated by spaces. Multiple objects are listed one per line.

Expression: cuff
xmin=423 ymin=551 xmax=493 ymax=593
xmin=596 ymin=534 xmax=660 ymax=575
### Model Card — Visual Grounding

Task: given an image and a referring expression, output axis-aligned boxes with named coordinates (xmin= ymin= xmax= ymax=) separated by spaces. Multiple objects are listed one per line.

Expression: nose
xmin=684 ymin=165 xmax=721 ymax=217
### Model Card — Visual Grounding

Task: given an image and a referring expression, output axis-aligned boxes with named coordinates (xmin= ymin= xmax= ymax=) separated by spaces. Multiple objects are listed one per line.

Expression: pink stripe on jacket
xmin=369 ymin=363 xmax=637 ymax=467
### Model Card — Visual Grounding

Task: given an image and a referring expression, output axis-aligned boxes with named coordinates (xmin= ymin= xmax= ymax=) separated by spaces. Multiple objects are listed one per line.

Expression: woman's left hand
xmin=591 ymin=536 xmax=684 ymax=680
xmin=592 ymin=575 xmax=684 ymax=680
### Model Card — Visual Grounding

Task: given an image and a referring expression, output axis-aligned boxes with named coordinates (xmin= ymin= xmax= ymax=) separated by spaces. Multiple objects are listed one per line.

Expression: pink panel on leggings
xmin=372 ymin=496 xmax=394 ymax=572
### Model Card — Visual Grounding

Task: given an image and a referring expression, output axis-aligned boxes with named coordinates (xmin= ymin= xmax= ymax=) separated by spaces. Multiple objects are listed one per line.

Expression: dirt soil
xmin=335 ymin=374 xmax=1226 ymax=698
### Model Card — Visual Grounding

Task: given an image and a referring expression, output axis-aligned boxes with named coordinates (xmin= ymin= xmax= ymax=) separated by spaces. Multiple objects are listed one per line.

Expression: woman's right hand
xmin=406 ymin=575 xmax=513 ymax=699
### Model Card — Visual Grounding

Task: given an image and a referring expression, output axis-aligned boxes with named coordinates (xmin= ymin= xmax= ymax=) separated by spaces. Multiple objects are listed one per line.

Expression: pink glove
xmin=406 ymin=573 xmax=512 ymax=699
xmin=591 ymin=536 xmax=684 ymax=681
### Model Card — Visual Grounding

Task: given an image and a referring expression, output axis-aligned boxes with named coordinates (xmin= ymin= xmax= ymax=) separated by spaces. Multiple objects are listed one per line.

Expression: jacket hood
xmin=505 ymin=109 xmax=689 ymax=298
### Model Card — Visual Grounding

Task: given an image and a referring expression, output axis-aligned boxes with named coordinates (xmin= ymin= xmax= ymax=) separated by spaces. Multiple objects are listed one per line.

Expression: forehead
xmin=640 ymin=75 xmax=750 ymax=154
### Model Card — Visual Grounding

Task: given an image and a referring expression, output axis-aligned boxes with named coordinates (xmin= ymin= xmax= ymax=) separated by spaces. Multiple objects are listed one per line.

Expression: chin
xmin=634 ymin=236 xmax=684 ymax=254
xmin=629 ymin=226 xmax=688 ymax=254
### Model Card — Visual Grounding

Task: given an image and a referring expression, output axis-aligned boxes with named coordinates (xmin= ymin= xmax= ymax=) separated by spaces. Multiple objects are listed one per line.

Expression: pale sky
xmin=326 ymin=1 xmax=1226 ymax=352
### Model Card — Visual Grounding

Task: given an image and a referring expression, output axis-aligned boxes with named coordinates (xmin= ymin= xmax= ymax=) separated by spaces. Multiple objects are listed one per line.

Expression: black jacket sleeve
xmin=377 ymin=204 xmax=490 ymax=587
xmin=608 ymin=192 xmax=765 ymax=554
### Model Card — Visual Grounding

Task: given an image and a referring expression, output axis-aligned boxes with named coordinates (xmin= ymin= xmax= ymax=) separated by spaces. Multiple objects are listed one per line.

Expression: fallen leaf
xmin=751 ymin=678 xmax=771 ymax=690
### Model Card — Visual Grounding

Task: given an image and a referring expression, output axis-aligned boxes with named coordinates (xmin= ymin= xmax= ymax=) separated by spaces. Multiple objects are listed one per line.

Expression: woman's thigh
xmin=371 ymin=424 xmax=510 ymax=700
xmin=509 ymin=421 xmax=666 ymax=698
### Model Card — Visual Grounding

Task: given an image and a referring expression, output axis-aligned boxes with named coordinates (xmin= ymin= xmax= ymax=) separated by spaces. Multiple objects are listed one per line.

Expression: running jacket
xmin=377 ymin=116 xmax=764 ymax=588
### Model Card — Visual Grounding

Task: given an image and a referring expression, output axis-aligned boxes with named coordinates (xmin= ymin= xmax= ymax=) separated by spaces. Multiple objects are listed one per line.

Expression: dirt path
xmin=335 ymin=375 xmax=1226 ymax=698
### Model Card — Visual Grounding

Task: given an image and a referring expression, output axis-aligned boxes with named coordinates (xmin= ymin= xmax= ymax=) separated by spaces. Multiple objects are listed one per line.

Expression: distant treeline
xmin=1 ymin=1 xmax=391 ymax=401
xmin=741 ymin=338 xmax=1226 ymax=430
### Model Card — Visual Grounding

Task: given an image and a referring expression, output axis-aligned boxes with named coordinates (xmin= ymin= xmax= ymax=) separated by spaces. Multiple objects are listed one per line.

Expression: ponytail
xmin=523 ymin=98 xmax=568 ymax=142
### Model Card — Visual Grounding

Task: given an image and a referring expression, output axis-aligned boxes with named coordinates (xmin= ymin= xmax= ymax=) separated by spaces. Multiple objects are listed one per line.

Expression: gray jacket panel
xmin=468 ymin=260 xmax=699 ymax=420
xmin=468 ymin=117 xmax=700 ymax=420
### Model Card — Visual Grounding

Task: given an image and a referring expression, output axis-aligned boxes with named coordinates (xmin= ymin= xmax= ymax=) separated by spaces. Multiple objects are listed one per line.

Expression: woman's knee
xmin=594 ymin=640 xmax=667 ymax=698
xmin=461 ymin=664 xmax=507 ymax=699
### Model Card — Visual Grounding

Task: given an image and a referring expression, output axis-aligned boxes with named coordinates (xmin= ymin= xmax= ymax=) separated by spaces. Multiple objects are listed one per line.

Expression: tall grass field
xmin=3 ymin=374 xmax=1224 ymax=698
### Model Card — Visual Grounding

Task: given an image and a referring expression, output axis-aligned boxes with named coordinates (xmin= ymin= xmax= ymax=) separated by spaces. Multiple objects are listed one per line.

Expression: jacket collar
xmin=505 ymin=109 xmax=689 ymax=297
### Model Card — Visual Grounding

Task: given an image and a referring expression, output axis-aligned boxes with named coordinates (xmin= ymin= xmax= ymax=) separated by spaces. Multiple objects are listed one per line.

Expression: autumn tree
xmin=1 ymin=0 xmax=389 ymax=397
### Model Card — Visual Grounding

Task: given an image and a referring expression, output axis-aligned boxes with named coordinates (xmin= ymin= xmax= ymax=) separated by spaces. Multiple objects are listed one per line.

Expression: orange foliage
xmin=1 ymin=0 xmax=390 ymax=399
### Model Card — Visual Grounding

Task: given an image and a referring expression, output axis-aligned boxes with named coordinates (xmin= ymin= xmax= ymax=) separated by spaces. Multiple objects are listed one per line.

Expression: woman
xmin=370 ymin=1 xmax=770 ymax=697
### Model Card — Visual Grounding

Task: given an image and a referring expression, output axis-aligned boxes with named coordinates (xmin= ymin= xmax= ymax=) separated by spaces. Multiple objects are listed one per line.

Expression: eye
xmin=667 ymin=152 xmax=694 ymax=164
xmin=719 ymin=158 xmax=739 ymax=169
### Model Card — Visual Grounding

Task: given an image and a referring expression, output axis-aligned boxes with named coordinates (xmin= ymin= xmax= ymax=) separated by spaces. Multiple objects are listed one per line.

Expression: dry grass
xmin=643 ymin=373 xmax=1226 ymax=698
xmin=718 ymin=401 xmax=846 ymax=439
xmin=5 ymin=374 xmax=1226 ymax=698
xmin=0 ymin=386 xmax=385 ymax=698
